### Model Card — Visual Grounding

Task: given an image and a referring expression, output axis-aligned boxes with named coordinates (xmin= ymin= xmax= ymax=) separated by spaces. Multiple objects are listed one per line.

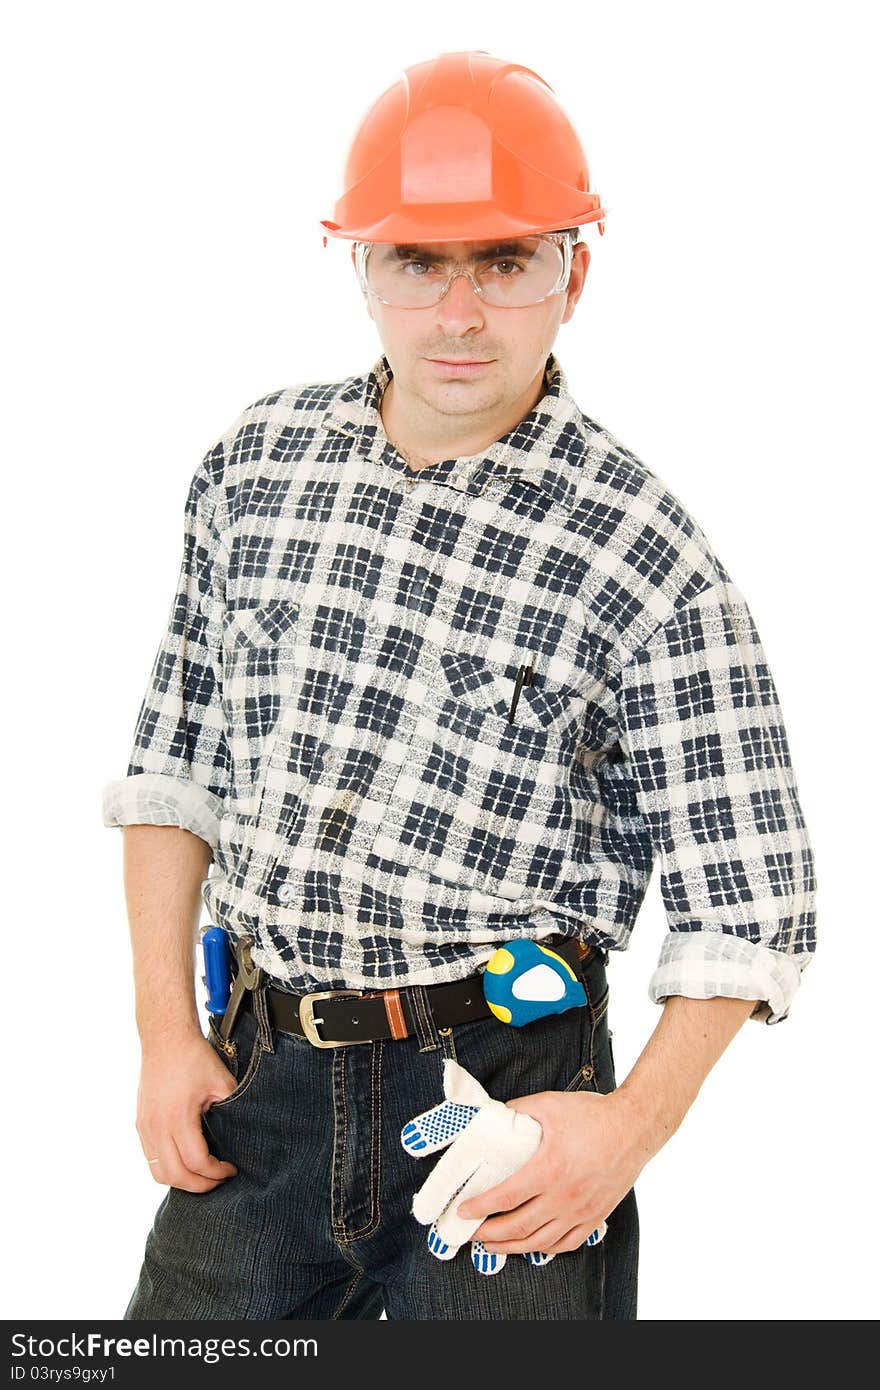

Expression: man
xmin=103 ymin=50 xmax=816 ymax=1320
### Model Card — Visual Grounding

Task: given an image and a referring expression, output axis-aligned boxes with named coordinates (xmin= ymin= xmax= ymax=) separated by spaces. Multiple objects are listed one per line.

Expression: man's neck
xmin=379 ymin=367 xmax=548 ymax=473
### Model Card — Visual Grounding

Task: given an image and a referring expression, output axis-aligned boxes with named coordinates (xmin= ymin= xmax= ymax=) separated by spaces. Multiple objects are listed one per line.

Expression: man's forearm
xmin=122 ymin=824 xmax=213 ymax=1050
xmin=614 ymin=993 xmax=757 ymax=1157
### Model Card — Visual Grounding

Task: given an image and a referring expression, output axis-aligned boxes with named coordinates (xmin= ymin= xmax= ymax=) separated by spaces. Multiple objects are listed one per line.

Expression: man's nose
xmin=433 ymin=270 xmax=486 ymax=329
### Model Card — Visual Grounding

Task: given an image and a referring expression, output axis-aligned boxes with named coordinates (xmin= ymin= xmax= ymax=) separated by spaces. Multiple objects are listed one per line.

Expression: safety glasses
xmin=354 ymin=230 xmax=576 ymax=309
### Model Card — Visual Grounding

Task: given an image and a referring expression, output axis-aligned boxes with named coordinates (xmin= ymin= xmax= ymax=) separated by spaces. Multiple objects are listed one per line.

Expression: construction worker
xmin=103 ymin=50 xmax=817 ymax=1320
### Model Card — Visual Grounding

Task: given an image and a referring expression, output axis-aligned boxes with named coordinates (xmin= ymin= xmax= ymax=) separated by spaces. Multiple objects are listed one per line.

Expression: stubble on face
xmin=379 ymin=351 xmax=551 ymax=472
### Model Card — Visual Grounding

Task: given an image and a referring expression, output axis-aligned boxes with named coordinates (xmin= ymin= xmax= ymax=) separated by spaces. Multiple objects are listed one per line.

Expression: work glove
xmin=401 ymin=1056 xmax=606 ymax=1275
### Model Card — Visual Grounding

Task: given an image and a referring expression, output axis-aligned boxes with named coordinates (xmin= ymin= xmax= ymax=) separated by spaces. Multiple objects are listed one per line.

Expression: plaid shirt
xmin=102 ymin=352 xmax=817 ymax=1023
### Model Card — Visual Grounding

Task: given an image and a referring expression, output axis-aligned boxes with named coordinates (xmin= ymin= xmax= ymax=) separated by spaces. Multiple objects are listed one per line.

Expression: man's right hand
xmin=135 ymin=1031 xmax=242 ymax=1192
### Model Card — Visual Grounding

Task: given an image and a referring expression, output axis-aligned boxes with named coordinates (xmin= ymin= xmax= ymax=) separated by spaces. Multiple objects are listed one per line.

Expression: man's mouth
xmin=426 ymin=358 xmax=495 ymax=372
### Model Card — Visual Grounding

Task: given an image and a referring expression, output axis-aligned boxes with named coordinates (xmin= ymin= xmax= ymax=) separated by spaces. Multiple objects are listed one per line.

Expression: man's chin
xmin=423 ymin=388 xmax=497 ymax=418
xmin=418 ymin=366 xmax=498 ymax=401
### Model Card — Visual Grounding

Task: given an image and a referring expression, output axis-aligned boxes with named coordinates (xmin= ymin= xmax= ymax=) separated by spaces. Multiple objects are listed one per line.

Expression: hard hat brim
xmin=320 ymin=202 xmax=605 ymax=244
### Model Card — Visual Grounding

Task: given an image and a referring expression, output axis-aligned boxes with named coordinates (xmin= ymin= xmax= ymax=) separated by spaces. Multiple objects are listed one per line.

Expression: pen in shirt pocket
xmin=508 ymin=658 xmax=535 ymax=723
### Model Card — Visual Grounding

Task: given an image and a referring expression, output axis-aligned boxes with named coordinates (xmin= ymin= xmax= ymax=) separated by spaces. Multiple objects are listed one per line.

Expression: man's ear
xmin=561 ymin=242 xmax=590 ymax=325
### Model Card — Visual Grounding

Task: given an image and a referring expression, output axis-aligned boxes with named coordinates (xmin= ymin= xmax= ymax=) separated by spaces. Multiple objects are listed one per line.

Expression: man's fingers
xmin=140 ymin=1124 xmax=237 ymax=1194
xmin=482 ymin=1216 xmax=609 ymax=1255
xmin=164 ymin=1133 xmax=232 ymax=1193
xmin=177 ymin=1120 xmax=238 ymax=1183
xmin=467 ymin=1191 xmax=550 ymax=1246
xmin=456 ymin=1164 xmax=543 ymax=1225
xmin=483 ymin=1212 xmax=565 ymax=1254
xmin=142 ymin=1135 xmax=180 ymax=1190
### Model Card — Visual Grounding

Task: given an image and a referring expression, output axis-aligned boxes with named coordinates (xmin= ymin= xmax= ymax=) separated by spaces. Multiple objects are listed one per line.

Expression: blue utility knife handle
xmin=201 ymin=926 xmax=233 ymax=1015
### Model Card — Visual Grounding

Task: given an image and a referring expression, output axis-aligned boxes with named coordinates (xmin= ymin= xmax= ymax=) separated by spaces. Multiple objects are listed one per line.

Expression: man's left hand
xmin=456 ymin=1088 xmax=654 ymax=1256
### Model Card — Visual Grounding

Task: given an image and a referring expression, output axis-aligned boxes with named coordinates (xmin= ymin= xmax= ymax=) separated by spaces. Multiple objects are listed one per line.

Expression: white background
xmin=4 ymin=0 xmax=877 ymax=1321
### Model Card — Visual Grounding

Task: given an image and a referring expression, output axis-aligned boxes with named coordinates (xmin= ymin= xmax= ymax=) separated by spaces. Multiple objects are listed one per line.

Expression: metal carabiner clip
xmin=217 ymin=934 xmax=265 ymax=1042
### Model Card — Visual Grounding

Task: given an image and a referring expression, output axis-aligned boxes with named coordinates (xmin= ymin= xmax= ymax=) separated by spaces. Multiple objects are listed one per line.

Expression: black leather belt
xmin=239 ymin=937 xmax=596 ymax=1048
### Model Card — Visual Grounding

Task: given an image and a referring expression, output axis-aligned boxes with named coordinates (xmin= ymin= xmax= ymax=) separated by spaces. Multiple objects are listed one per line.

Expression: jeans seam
xmin=331 ymin=1049 xmax=347 ymax=1239
xmin=373 ymin=1040 xmax=383 ymax=1229
xmin=561 ymin=996 xmax=604 ymax=1092
xmin=331 ymin=1267 xmax=366 ymax=1318
xmin=332 ymin=1044 xmax=383 ymax=1244
xmin=333 ymin=1238 xmax=365 ymax=1274
xmin=590 ymin=994 xmax=609 ymax=1026
xmin=340 ymin=1042 xmax=383 ymax=1241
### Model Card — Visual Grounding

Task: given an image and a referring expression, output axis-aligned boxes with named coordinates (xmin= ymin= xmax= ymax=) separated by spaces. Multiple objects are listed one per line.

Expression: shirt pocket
xmin=370 ymin=649 xmax=586 ymax=898
xmin=441 ymin=652 xmax=586 ymax=739
xmin=221 ymin=599 xmax=300 ymax=815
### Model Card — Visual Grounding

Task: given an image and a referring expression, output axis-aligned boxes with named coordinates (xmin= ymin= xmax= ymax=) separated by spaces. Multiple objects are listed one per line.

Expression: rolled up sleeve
xmin=616 ymin=579 xmax=817 ymax=1024
xmin=101 ymin=443 xmax=231 ymax=852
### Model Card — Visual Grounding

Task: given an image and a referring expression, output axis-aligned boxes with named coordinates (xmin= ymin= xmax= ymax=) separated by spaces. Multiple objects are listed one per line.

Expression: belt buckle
xmin=298 ymin=990 xmax=363 ymax=1048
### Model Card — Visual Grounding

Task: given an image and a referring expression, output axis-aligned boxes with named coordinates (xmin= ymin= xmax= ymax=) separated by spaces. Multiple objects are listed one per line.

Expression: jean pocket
xmin=205 ymin=1007 xmax=265 ymax=1113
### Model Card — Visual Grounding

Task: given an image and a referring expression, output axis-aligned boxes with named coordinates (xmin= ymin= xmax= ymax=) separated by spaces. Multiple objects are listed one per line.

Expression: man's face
xmin=353 ymin=234 xmax=590 ymax=421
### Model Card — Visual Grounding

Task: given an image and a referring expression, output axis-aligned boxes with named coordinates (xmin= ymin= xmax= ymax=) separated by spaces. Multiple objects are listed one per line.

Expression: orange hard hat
xmin=320 ymin=50 xmax=606 ymax=245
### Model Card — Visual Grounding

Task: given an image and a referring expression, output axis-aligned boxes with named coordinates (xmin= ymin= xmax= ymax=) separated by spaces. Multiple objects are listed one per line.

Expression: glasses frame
xmin=353 ymin=229 xmax=577 ymax=309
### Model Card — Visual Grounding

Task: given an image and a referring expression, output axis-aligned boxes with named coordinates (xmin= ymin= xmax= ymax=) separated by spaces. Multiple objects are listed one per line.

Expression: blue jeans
xmin=124 ymin=946 xmax=639 ymax=1319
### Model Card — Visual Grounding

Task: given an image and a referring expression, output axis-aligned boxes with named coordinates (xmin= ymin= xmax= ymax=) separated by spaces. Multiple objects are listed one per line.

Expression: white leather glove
xmin=401 ymin=1057 xmax=606 ymax=1275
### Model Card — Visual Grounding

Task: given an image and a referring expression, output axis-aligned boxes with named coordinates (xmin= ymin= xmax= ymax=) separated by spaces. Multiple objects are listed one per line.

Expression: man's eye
xmin=397 ymin=256 xmax=524 ymax=277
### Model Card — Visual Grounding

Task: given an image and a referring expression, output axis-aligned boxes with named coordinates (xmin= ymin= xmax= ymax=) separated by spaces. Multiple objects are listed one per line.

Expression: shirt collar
xmin=321 ymin=351 xmax=589 ymax=510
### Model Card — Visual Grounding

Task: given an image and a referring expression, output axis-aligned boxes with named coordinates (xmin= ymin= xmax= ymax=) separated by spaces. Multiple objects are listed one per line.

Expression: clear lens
xmin=361 ymin=235 xmax=568 ymax=308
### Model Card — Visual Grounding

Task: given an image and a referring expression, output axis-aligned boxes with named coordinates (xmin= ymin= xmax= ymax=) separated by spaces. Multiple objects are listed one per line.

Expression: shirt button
xmin=277 ymin=883 xmax=294 ymax=904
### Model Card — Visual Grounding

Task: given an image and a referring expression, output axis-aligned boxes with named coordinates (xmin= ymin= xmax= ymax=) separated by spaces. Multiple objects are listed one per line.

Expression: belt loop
xmin=437 ymin=1026 xmax=458 ymax=1064
xmin=252 ymin=979 xmax=276 ymax=1054
xmin=408 ymin=984 xmax=441 ymax=1053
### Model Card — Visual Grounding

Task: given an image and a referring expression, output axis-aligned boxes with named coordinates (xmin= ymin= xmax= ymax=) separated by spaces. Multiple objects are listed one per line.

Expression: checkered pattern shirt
xmin=102 ymin=352 xmax=817 ymax=1023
